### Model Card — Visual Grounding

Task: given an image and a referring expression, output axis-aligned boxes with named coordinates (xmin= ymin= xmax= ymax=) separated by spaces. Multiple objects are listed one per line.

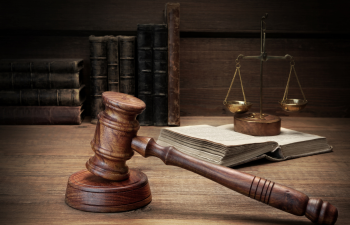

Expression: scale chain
xmin=282 ymin=61 xmax=306 ymax=101
xmin=223 ymin=61 xmax=247 ymax=105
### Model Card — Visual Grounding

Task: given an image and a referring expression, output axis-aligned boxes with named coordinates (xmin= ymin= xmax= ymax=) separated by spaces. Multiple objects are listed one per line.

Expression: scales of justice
xmin=223 ymin=13 xmax=308 ymax=136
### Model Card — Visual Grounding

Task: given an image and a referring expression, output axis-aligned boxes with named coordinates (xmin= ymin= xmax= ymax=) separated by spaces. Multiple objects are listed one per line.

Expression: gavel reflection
xmin=65 ymin=92 xmax=337 ymax=225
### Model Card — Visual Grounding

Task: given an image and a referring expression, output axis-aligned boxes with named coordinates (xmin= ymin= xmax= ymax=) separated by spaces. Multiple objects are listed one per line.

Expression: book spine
xmin=166 ymin=3 xmax=180 ymax=126
xmin=0 ymin=106 xmax=83 ymax=125
xmin=0 ymin=71 xmax=81 ymax=89
xmin=0 ymin=59 xmax=84 ymax=73
xmin=0 ymin=86 xmax=85 ymax=106
xmin=89 ymin=36 xmax=108 ymax=123
xmin=137 ymin=24 xmax=154 ymax=126
xmin=50 ymin=60 xmax=84 ymax=73
xmin=119 ymin=36 xmax=136 ymax=96
xmin=153 ymin=24 xmax=168 ymax=126
xmin=106 ymin=36 xmax=119 ymax=92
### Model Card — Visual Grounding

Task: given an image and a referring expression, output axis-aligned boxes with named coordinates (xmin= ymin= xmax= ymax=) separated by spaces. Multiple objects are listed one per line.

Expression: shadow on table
xmin=127 ymin=204 xmax=312 ymax=225
xmin=232 ymin=158 xmax=279 ymax=170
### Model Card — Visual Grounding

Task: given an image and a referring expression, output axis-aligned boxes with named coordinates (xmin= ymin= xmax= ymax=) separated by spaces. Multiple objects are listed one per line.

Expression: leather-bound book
xmin=137 ymin=24 xmax=154 ymax=126
xmin=153 ymin=24 xmax=168 ymax=126
xmin=166 ymin=3 xmax=180 ymax=126
xmin=89 ymin=35 xmax=108 ymax=124
xmin=106 ymin=36 xmax=119 ymax=92
xmin=0 ymin=85 xmax=85 ymax=106
xmin=119 ymin=36 xmax=136 ymax=96
xmin=0 ymin=59 xmax=84 ymax=73
xmin=0 ymin=59 xmax=83 ymax=89
xmin=0 ymin=105 xmax=84 ymax=125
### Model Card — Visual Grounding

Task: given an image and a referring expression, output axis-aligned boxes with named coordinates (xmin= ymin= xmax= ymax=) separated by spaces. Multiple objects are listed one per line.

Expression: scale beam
xmin=235 ymin=53 xmax=294 ymax=118
xmin=237 ymin=54 xmax=294 ymax=62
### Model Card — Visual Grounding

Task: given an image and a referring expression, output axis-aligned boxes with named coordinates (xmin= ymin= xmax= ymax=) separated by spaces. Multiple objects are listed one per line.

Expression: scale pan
xmin=224 ymin=100 xmax=252 ymax=114
xmin=279 ymin=99 xmax=307 ymax=112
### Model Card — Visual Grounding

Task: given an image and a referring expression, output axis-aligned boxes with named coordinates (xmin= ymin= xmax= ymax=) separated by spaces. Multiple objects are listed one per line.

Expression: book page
xmin=161 ymin=125 xmax=277 ymax=146
xmin=217 ymin=124 xmax=325 ymax=146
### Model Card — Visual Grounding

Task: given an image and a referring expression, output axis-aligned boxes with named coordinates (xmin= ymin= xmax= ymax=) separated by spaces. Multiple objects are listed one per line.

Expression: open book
xmin=156 ymin=124 xmax=333 ymax=167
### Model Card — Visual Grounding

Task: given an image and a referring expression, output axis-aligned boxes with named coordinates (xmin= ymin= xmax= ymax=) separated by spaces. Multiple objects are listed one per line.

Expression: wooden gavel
xmin=66 ymin=92 xmax=338 ymax=225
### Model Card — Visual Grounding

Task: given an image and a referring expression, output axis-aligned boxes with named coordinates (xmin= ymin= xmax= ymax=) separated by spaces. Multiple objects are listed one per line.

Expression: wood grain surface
xmin=87 ymin=92 xmax=145 ymax=181
xmin=167 ymin=3 xmax=181 ymax=126
xmin=179 ymin=38 xmax=350 ymax=117
xmin=1 ymin=0 xmax=349 ymax=34
xmin=234 ymin=113 xmax=281 ymax=136
xmin=65 ymin=169 xmax=152 ymax=212
xmin=0 ymin=117 xmax=349 ymax=224
xmin=1 ymin=1 xmax=349 ymax=118
xmin=0 ymin=36 xmax=348 ymax=117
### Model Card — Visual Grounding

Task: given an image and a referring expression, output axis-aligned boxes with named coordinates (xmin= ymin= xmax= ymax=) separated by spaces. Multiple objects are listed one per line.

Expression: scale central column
xmin=233 ymin=13 xmax=281 ymax=136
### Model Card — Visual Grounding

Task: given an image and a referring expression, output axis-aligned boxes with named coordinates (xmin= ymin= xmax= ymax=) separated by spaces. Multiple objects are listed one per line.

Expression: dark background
xmin=1 ymin=0 xmax=349 ymax=117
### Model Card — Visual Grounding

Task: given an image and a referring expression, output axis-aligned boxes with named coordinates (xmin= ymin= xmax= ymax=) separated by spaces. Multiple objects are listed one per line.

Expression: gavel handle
xmin=132 ymin=136 xmax=338 ymax=225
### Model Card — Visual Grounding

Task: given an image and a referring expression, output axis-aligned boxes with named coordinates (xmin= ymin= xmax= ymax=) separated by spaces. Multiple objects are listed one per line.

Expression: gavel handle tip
xmin=306 ymin=198 xmax=338 ymax=225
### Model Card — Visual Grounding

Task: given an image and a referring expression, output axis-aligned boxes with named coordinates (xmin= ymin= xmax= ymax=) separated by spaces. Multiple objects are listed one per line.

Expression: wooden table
xmin=0 ymin=117 xmax=349 ymax=224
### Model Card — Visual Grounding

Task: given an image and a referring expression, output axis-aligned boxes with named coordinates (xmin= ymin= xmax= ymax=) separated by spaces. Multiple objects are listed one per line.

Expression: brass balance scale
xmin=223 ymin=14 xmax=308 ymax=136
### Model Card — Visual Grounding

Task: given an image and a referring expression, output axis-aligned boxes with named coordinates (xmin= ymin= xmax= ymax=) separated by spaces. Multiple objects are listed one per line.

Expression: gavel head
xmin=86 ymin=92 xmax=146 ymax=181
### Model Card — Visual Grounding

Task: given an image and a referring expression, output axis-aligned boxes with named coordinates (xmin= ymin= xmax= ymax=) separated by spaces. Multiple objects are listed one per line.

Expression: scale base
xmin=65 ymin=169 xmax=152 ymax=212
xmin=234 ymin=112 xmax=281 ymax=136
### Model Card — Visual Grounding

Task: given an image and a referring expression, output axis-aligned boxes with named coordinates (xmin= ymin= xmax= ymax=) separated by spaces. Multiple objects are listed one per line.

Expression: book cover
xmin=166 ymin=3 xmax=180 ymax=126
xmin=119 ymin=36 xmax=136 ymax=96
xmin=153 ymin=24 xmax=168 ymax=126
xmin=106 ymin=36 xmax=119 ymax=92
xmin=0 ymin=59 xmax=84 ymax=73
xmin=0 ymin=70 xmax=82 ymax=89
xmin=137 ymin=24 xmax=154 ymax=125
xmin=0 ymin=85 xmax=85 ymax=106
xmin=89 ymin=35 xmax=108 ymax=124
xmin=0 ymin=105 xmax=84 ymax=125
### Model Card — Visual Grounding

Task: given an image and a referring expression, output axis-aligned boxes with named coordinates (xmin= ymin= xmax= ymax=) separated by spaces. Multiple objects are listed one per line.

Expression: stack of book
xmin=89 ymin=3 xmax=180 ymax=126
xmin=137 ymin=24 xmax=168 ymax=126
xmin=136 ymin=3 xmax=180 ymax=126
xmin=89 ymin=35 xmax=136 ymax=124
xmin=135 ymin=3 xmax=180 ymax=127
xmin=0 ymin=59 xmax=85 ymax=125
